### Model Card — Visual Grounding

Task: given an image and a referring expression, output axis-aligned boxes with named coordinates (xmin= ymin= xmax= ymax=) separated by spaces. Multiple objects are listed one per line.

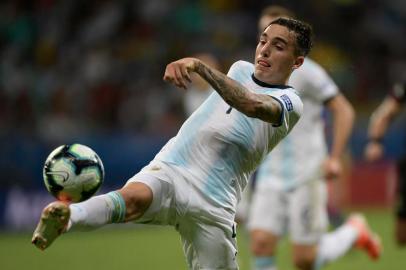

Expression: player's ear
xmin=292 ymin=56 xmax=304 ymax=70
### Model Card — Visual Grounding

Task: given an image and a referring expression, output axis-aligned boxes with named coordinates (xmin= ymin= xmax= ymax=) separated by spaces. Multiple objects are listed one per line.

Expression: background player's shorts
xmin=126 ymin=160 xmax=238 ymax=270
xmin=248 ymin=179 xmax=328 ymax=245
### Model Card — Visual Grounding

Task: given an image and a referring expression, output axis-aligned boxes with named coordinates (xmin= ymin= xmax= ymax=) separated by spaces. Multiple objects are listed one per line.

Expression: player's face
xmin=254 ymin=24 xmax=304 ymax=85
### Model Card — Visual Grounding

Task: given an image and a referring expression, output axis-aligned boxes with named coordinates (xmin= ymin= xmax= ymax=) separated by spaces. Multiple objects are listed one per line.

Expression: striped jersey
xmin=256 ymin=58 xmax=339 ymax=191
xmin=155 ymin=60 xmax=303 ymax=211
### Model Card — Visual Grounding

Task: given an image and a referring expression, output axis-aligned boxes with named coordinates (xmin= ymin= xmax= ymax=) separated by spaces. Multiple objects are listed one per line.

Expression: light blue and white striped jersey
xmin=155 ymin=60 xmax=303 ymax=211
xmin=256 ymin=58 xmax=339 ymax=191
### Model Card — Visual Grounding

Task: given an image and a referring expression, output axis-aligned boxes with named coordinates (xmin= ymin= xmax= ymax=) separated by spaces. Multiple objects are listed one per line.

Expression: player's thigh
xmin=119 ymin=182 xmax=153 ymax=221
xmin=289 ymin=180 xmax=328 ymax=244
xmin=177 ymin=217 xmax=238 ymax=270
xmin=124 ymin=161 xmax=176 ymax=225
xmin=248 ymin=187 xmax=287 ymax=237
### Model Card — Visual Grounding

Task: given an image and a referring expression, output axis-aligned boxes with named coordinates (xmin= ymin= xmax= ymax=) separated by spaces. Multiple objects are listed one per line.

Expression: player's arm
xmin=364 ymin=96 xmax=401 ymax=161
xmin=163 ymin=57 xmax=282 ymax=124
xmin=324 ymin=94 xmax=355 ymax=179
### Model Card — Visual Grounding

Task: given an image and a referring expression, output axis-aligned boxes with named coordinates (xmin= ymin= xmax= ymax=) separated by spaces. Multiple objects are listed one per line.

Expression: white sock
xmin=254 ymin=256 xmax=277 ymax=270
xmin=67 ymin=191 xmax=126 ymax=231
xmin=314 ymin=224 xmax=358 ymax=269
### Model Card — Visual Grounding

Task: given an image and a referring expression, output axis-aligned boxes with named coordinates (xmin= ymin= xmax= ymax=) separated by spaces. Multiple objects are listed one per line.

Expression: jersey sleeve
xmin=268 ymin=90 xmax=303 ymax=131
xmin=291 ymin=59 xmax=339 ymax=103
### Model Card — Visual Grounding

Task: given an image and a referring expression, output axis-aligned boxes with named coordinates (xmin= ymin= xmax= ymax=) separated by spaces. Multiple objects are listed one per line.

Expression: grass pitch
xmin=0 ymin=209 xmax=405 ymax=270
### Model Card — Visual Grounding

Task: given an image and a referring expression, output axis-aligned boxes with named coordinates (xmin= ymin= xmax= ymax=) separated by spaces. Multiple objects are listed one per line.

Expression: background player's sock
xmin=313 ymin=223 xmax=358 ymax=269
xmin=67 ymin=191 xmax=126 ymax=231
xmin=254 ymin=256 xmax=277 ymax=270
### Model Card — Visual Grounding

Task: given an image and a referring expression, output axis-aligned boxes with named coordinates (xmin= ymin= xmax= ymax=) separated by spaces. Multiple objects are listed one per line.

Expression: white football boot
xmin=32 ymin=201 xmax=70 ymax=250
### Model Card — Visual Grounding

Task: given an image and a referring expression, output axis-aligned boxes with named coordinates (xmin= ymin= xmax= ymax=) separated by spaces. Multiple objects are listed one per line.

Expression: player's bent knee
xmin=293 ymin=248 xmax=316 ymax=270
xmin=293 ymin=257 xmax=314 ymax=270
xmin=250 ymin=230 xmax=277 ymax=256
xmin=119 ymin=182 xmax=153 ymax=221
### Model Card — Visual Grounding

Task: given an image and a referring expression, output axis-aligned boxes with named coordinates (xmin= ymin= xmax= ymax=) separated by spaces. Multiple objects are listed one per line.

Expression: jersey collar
xmin=251 ymin=74 xmax=292 ymax=89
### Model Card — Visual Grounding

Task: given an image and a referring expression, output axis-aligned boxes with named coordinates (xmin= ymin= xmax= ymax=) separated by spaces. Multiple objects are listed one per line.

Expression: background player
xmin=247 ymin=6 xmax=380 ymax=270
xmin=183 ymin=53 xmax=220 ymax=116
xmin=32 ymin=18 xmax=310 ymax=270
xmin=364 ymin=81 xmax=406 ymax=246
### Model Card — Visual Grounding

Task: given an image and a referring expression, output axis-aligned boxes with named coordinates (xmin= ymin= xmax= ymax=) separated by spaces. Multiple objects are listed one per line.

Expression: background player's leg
xmin=248 ymin=187 xmax=286 ymax=270
xmin=292 ymin=244 xmax=317 ymax=270
xmin=250 ymin=230 xmax=278 ymax=270
xmin=313 ymin=214 xmax=381 ymax=270
xmin=289 ymin=180 xmax=328 ymax=270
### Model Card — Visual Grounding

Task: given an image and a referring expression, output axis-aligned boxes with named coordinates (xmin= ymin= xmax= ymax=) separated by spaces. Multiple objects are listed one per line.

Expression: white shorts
xmin=126 ymin=160 xmax=238 ymax=270
xmin=248 ymin=179 xmax=328 ymax=245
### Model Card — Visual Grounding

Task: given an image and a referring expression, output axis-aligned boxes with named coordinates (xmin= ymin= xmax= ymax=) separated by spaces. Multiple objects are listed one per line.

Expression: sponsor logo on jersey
xmin=280 ymin=94 xmax=293 ymax=111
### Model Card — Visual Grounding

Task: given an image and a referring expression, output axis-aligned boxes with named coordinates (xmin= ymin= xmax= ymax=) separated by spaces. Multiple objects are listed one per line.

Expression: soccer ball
xmin=43 ymin=144 xmax=104 ymax=203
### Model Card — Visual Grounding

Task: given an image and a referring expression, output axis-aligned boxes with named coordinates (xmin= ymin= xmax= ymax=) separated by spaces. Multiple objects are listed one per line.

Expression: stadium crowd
xmin=1 ymin=0 xmax=405 ymax=136
xmin=0 ymin=0 xmax=405 ymax=190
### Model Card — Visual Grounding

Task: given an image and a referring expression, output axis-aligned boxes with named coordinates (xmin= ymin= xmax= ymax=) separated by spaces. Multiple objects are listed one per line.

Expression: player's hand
xmin=364 ymin=141 xmax=384 ymax=162
xmin=323 ymin=157 xmax=342 ymax=181
xmin=163 ymin=58 xmax=199 ymax=89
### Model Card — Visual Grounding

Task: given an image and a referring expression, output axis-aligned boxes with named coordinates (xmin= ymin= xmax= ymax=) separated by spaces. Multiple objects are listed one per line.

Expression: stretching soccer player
xmin=32 ymin=17 xmax=311 ymax=270
xmin=365 ymin=81 xmax=406 ymax=246
xmin=248 ymin=6 xmax=381 ymax=270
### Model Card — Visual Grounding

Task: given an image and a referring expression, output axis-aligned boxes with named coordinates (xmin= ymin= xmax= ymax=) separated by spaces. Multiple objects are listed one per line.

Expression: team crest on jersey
xmin=280 ymin=94 xmax=293 ymax=111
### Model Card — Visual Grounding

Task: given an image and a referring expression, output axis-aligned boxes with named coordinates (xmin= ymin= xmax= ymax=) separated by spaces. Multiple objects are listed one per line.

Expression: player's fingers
xmin=171 ymin=67 xmax=182 ymax=88
xmin=180 ymin=65 xmax=192 ymax=83
xmin=164 ymin=65 xmax=184 ymax=89
xmin=174 ymin=66 xmax=187 ymax=89
xmin=163 ymin=65 xmax=175 ymax=83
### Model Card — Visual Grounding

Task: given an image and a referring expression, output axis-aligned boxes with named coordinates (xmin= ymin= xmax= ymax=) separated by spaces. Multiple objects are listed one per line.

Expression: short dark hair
xmin=268 ymin=17 xmax=313 ymax=57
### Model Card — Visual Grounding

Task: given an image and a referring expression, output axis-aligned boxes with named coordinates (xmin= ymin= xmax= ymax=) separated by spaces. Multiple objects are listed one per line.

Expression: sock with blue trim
xmin=254 ymin=256 xmax=277 ymax=270
xmin=67 ymin=191 xmax=126 ymax=231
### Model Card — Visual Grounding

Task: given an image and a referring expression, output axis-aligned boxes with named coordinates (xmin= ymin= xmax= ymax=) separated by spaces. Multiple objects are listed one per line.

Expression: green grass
xmin=0 ymin=209 xmax=405 ymax=270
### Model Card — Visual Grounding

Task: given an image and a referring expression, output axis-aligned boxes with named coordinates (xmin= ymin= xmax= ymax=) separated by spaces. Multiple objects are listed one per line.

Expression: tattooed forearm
xmin=194 ymin=61 xmax=281 ymax=123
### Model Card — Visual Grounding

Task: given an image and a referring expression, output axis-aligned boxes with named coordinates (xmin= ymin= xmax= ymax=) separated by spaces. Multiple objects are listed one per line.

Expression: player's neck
xmin=251 ymin=74 xmax=291 ymax=89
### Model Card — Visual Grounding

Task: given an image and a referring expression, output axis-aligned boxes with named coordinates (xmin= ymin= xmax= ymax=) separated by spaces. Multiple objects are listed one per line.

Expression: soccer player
xmin=32 ymin=17 xmax=310 ymax=270
xmin=248 ymin=6 xmax=381 ymax=270
xmin=364 ymin=81 xmax=406 ymax=246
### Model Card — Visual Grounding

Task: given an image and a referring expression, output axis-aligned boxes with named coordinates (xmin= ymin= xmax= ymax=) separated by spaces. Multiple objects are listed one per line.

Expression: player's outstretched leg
xmin=32 ymin=201 xmax=70 ymax=251
xmin=32 ymin=183 xmax=153 ymax=251
xmin=347 ymin=213 xmax=382 ymax=260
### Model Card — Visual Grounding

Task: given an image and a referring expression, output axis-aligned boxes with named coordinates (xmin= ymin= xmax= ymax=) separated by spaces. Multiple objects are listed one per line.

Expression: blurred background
xmin=0 ymin=0 xmax=406 ymax=269
xmin=1 ymin=0 xmax=406 ymax=229
xmin=0 ymin=0 xmax=405 ymax=268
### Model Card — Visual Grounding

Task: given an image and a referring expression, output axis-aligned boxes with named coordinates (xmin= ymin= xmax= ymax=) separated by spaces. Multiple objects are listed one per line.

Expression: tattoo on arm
xmin=194 ymin=61 xmax=282 ymax=123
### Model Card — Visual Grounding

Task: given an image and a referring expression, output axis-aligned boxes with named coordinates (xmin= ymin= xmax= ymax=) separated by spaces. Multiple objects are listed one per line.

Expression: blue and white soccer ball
xmin=43 ymin=144 xmax=104 ymax=203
